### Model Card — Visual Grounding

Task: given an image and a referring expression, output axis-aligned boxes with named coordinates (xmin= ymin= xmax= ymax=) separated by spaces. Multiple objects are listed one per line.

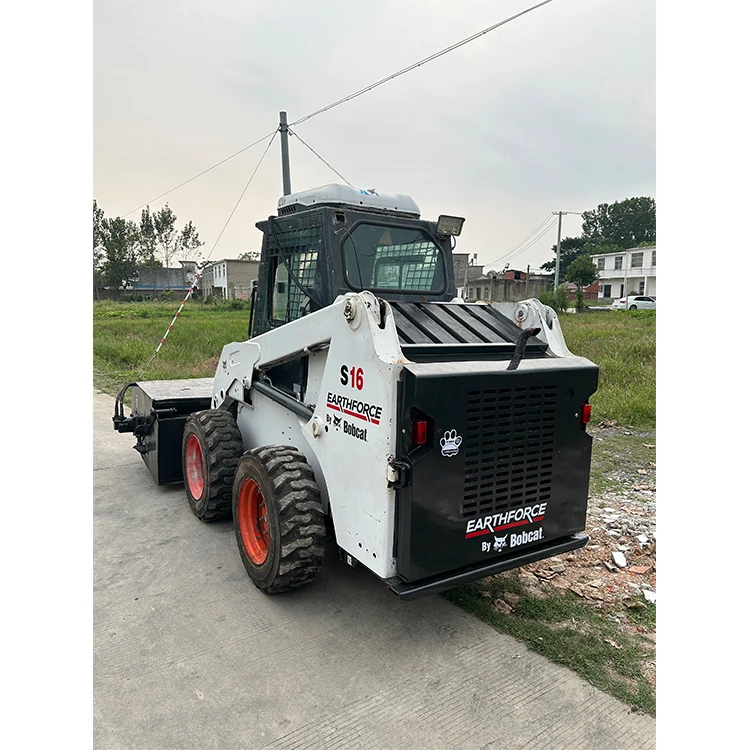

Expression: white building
xmin=202 ymin=258 xmax=259 ymax=299
xmin=590 ymin=245 xmax=657 ymax=300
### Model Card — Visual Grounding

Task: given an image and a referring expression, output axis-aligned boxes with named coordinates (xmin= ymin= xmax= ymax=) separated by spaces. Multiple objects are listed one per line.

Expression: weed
xmin=588 ymin=433 xmax=656 ymax=497
xmin=444 ymin=574 xmax=656 ymax=716
xmin=624 ymin=597 xmax=656 ymax=629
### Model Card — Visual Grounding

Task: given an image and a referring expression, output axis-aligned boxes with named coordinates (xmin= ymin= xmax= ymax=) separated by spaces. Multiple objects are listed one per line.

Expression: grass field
xmin=93 ymin=300 xmax=250 ymax=396
xmin=558 ymin=310 xmax=655 ymax=427
xmin=94 ymin=301 xmax=655 ymax=428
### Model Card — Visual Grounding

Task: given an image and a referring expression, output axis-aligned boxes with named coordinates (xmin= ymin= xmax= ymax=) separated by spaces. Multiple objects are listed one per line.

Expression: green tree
xmin=540 ymin=237 xmax=588 ymax=278
xmin=566 ymin=254 xmax=599 ymax=312
xmin=581 ymin=196 xmax=656 ymax=248
xmin=100 ymin=216 xmax=143 ymax=290
xmin=139 ymin=204 xmax=204 ymax=288
xmin=237 ymin=251 xmax=260 ymax=261
xmin=93 ymin=200 xmax=105 ymax=298
xmin=542 ymin=197 xmax=656 ymax=274
xmin=566 ymin=254 xmax=598 ymax=289
xmin=138 ymin=207 xmax=158 ymax=265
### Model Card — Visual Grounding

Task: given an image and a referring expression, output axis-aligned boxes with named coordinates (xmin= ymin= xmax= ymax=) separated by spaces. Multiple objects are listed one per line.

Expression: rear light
xmin=580 ymin=403 xmax=592 ymax=424
xmin=411 ymin=419 xmax=428 ymax=445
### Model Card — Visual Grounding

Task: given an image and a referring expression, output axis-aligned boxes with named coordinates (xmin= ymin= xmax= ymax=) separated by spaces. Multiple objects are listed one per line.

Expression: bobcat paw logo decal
xmin=440 ymin=429 xmax=463 ymax=457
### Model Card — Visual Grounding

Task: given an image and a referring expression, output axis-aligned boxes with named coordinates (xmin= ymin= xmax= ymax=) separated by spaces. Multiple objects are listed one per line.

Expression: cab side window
xmin=272 ymin=263 xmax=289 ymax=321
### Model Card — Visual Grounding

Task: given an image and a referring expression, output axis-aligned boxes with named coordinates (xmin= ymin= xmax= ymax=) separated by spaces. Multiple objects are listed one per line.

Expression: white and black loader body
xmin=114 ymin=184 xmax=598 ymax=599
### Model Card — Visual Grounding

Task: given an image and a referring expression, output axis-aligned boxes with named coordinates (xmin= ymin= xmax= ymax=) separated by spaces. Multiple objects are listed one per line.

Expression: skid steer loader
xmin=114 ymin=184 xmax=598 ymax=599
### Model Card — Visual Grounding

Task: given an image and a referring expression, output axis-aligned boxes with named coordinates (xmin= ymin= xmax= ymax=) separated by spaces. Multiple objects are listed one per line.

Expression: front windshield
xmin=342 ymin=223 xmax=446 ymax=294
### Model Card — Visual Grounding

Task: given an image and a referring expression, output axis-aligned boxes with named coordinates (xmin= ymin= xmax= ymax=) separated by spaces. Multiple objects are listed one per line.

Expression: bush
xmin=537 ymin=289 xmax=555 ymax=309
xmin=538 ymin=285 xmax=569 ymax=314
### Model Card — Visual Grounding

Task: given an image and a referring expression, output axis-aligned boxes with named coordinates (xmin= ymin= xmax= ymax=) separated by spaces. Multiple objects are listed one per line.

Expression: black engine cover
xmin=395 ymin=360 xmax=598 ymax=582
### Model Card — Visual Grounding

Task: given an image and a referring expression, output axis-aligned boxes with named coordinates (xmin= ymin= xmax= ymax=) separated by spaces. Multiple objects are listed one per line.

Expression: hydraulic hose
xmin=507 ymin=327 xmax=541 ymax=371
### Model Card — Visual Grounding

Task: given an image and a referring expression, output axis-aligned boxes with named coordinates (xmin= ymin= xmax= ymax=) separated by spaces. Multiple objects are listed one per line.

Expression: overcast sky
xmin=94 ymin=0 xmax=655 ymax=271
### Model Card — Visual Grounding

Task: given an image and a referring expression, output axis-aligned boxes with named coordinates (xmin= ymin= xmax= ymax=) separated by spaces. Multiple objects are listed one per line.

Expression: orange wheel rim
xmin=238 ymin=478 xmax=270 ymax=565
xmin=185 ymin=434 xmax=205 ymax=498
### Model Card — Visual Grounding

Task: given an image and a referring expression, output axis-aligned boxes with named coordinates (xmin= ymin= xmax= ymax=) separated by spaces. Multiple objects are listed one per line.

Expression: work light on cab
xmin=436 ymin=214 xmax=465 ymax=237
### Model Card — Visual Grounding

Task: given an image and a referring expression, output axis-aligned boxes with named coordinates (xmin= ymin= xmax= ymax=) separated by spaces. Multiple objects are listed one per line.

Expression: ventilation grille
xmin=462 ymin=385 xmax=557 ymax=518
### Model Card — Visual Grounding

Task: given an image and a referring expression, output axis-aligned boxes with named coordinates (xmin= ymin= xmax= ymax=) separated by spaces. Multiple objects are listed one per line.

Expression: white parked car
xmin=611 ymin=295 xmax=656 ymax=311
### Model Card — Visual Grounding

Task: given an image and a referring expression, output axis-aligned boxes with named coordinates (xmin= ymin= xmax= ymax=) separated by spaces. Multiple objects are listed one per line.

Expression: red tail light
xmin=411 ymin=419 xmax=428 ymax=445
xmin=580 ymin=403 xmax=592 ymax=424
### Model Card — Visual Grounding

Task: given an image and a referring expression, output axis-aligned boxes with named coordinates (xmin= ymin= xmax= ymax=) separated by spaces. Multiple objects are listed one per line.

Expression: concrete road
xmin=94 ymin=390 xmax=655 ymax=750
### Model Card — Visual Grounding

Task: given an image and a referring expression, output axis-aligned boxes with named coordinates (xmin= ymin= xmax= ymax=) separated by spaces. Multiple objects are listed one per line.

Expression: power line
xmin=202 ymin=130 xmax=279 ymax=265
xmin=486 ymin=213 xmax=556 ymax=267
xmin=498 ymin=220 xmax=558 ymax=267
xmin=139 ymin=129 xmax=278 ymax=378
xmin=122 ymin=130 xmax=277 ymax=217
xmin=485 ymin=218 xmax=558 ymax=270
xmin=118 ymin=0 xmax=554 ymax=215
xmin=290 ymin=0 xmax=554 ymax=126
xmin=288 ymin=128 xmax=354 ymax=187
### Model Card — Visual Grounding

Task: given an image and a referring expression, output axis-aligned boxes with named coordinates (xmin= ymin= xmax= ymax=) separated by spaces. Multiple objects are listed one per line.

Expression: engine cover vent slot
xmin=462 ymin=384 xmax=557 ymax=518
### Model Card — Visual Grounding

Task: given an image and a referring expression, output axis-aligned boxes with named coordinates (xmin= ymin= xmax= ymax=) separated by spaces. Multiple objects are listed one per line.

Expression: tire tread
xmin=240 ymin=444 xmax=325 ymax=593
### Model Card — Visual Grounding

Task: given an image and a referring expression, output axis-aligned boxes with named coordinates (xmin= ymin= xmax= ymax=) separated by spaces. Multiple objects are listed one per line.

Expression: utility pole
xmin=526 ymin=264 xmax=530 ymax=299
xmin=553 ymin=211 xmax=564 ymax=290
xmin=553 ymin=210 xmax=582 ymax=289
xmin=279 ymin=111 xmax=292 ymax=196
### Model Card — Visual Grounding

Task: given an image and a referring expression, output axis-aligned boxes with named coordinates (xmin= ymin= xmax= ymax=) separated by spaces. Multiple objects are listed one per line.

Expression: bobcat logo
xmin=493 ymin=535 xmax=508 ymax=552
xmin=333 ymin=416 xmax=342 ymax=429
xmin=440 ymin=429 xmax=463 ymax=457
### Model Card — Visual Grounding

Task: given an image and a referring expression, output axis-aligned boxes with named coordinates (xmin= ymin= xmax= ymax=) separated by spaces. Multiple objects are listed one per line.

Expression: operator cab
xmin=250 ymin=184 xmax=464 ymax=338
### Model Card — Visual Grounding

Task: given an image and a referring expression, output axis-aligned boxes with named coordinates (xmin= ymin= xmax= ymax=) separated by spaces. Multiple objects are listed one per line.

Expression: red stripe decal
xmin=493 ymin=519 xmax=531 ymax=532
xmin=327 ymin=403 xmax=379 ymax=425
xmin=465 ymin=529 xmax=490 ymax=539
xmin=531 ymin=515 xmax=545 ymax=523
xmin=342 ymin=408 xmax=368 ymax=422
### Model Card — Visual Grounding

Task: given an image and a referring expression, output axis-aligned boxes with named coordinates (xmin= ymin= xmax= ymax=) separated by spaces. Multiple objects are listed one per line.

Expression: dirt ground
xmin=513 ymin=423 xmax=656 ymax=686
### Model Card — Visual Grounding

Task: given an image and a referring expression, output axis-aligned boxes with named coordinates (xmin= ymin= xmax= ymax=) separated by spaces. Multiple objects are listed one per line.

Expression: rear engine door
xmin=395 ymin=361 xmax=598 ymax=582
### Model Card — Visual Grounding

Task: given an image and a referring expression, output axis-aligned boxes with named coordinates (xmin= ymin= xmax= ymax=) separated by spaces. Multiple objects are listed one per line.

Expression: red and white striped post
xmin=140 ymin=271 xmax=202 ymax=378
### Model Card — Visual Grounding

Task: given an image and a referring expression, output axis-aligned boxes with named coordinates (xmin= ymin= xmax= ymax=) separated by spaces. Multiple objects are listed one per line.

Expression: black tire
xmin=182 ymin=410 xmax=244 ymax=521
xmin=629 ymin=304 xmax=638 ymax=311
xmin=232 ymin=445 xmax=326 ymax=593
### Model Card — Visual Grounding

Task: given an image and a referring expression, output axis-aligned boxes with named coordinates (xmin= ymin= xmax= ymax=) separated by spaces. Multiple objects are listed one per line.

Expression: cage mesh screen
xmin=287 ymin=250 xmax=318 ymax=321
xmin=377 ymin=241 xmax=439 ymax=290
xmin=256 ymin=223 xmax=322 ymax=333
